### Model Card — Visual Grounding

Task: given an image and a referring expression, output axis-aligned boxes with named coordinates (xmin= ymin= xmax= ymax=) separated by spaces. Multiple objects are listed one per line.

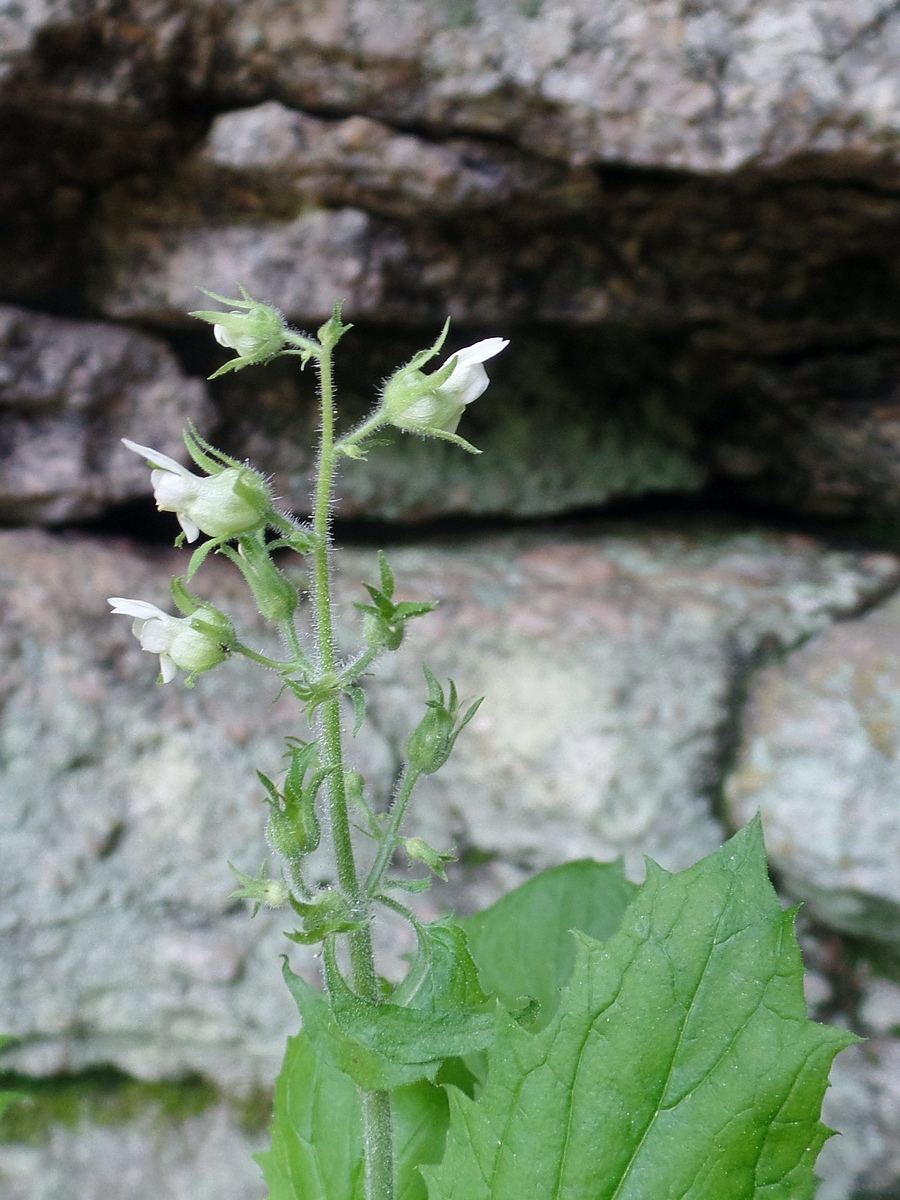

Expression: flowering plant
xmin=112 ymin=291 xmax=852 ymax=1200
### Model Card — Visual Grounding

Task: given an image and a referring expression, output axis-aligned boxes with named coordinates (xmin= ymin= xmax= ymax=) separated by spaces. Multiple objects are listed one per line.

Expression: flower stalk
xmin=112 ymin=290 xmax=506 ymax=1200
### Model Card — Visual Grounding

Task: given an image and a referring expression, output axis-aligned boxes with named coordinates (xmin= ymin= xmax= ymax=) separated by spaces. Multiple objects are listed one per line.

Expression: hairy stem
xmin=309 ymin=343 xmax=394 ymax=1200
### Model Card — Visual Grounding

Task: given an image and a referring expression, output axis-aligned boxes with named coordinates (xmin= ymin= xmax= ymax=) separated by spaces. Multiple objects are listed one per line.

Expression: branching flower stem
xmin=310 ymin=339 xmax=395 ymax=1200
xmin=365 ymin=766 xmax=422 ymax=899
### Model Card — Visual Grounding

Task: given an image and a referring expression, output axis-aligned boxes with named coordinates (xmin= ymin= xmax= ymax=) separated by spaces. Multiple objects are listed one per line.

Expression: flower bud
xmin=229 ymin=864 xmax=290 ymax=915
xmin=190 ymin=287 xmax=290 ymax=377
xmin=259 ymin=743 xmax=322 ymax=860
xmin=403 ymin=837 xmax=456 ymax=880
xmin=233 ymin=542 xmax=299 ymax=625
xmin=363 ymin=610 xmax=404 ymax=651
xmin=406 ymin=704 xmax=456 ymax=775
xmin=405 ymin=668 xmax=482 ymax=775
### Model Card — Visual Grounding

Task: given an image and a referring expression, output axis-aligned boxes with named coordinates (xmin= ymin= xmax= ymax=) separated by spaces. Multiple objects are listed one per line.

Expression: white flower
xmin=437 ymin=338 xmax=509 ymax=411
xmin=108 ymin=598 xmax=230 ymax=682
xmin=123 ymin=439 xmax=269 ymax=542
xmin=381 ymin=337 xmax=508 ymax=444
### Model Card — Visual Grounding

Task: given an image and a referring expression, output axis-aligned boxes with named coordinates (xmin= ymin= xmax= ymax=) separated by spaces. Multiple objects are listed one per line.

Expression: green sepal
xmin=318 ymin=301 xmax=353 ymax=348
xmin=185 ymin=536 xmax=222 ymax=581
xmin=348 ymin=686 xmax=366 ymax=736
xmin=183 ymin=420 xmax=242 ymax=474
xmin=404 ymin=318 xmax=451 ymax=373
xmin=285 ymin=891 xmax=366 ymax=945
xmin=170 ymin=575 xmax=201 ymax=616
xmin=378 ymin=549 xmax=395 ymax=597
xmin=206 ymin=357 xmax=251 ymax=379
xmin=394 ymin=601 xmax=438 ymax=619
xmin=416 ymin=427 xmax=481 ymax=455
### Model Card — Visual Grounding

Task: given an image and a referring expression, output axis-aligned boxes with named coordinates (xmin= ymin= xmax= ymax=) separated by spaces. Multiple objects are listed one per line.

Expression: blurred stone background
xmin=3 ymin=2 xmax=900 ymax=1196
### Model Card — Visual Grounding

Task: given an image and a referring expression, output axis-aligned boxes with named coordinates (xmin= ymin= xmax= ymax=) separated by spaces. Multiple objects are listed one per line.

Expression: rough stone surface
xmin=0 ymin=306 xmax=213 ymax=524
xmin=7 ymin=0 xmax=900 ymax=178
xmin=0 ymin=1100 xmax=267 ymax=1200
xmin=193 ymin=100 xmax=601 ymax=219
xmin=727 ymin=593 xmax=900 ymax=947
xmin=0 ymin=526 xmax=896 ymax=1094
xmin=361 ymin=529 xmax=900 ymax=877
xmin=88 ymin=164 xmax=900 ymax=341
xmin=5 ymin=7 xmax=900 ymax=523
xmin=818 ymin=1038 xmax=900 ymax=1200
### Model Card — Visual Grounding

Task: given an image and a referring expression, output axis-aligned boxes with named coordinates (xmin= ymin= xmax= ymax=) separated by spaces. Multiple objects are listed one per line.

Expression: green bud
xmin=403 ymin=837 xmax=456 ymax=881
xmin=405 ymin=667 xmax=483 ymax=776
xmin=233 ymin=540 xmax=299 ymax=624
xmin=406 ymin=703 xmax=456 ymax=775
xmin=190 ymin=287 xmax=290 ymax=377
xmin=229 ymin=863 xmax=290 ymax=915
xmin=363 ymin=610 xmax=404 ymax=651
xmin=262 ymin=743 xmax=323 ymax=860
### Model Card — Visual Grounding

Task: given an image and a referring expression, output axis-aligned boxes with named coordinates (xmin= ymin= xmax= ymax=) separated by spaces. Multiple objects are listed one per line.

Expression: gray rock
xmin=0 ymin=1098 xmax=267 ymax=1200
xmin=818 ymin=1038 xmax=900 ymax=1200
xmin=361 ymin=530 xmax=900 ymax=878
xmin=0 ymin=525 xmax=895 ymax=1093
xmin=8 ymin=1 xmax=900 ymax=178
xmin=0 ymin=306 xmax=213 ymax=524
xmin=87 ymin=164 xmax=900 ymax=340
xmin=193 ymin=101 xmax=600 ymax=219
xmin=726 ymin=593 xmax=900 ymax=947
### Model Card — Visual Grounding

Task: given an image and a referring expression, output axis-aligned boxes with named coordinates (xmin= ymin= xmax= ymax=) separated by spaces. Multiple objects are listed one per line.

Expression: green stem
xmin=233 ymin=643 xmax=295 ymax=671
xmin=281 ymin=620 xmax=308 ymax=670
xmin=340 ymin=645 xmax=380 ymax=687
xmin=335 ymin=410 xmax=387 ymax=456
xmin=362 ymin=1092 xmax=394 ymax=1200
xmin=309 ymin=342 xmax=394 ymax=1200
xmin=364 ymin=766 xmax=421 ymax=899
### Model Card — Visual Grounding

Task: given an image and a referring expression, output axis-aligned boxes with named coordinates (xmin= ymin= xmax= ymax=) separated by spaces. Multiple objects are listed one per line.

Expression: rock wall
xmin=3 ymin=4 xmax=900 ymax=1199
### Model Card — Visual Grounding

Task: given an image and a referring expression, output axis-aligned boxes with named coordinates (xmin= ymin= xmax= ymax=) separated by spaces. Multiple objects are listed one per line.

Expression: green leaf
xmin=323 ymin=939 xmax=494 ymax=1072
xmin=259 ymin=1031 xmax=449 ymax=1200
xmin=282 ymin=959 xmax=434 ymax=1090
xmin=392 ymin=918 xmax=490 ymax=1013
xmin=427 ymin=820 xmax=856 ymax=1200
xmin=461 ymin=858 xmax=637 ymax=1029
xmin=394 ymin=1079 xmax=451 ymax=1200
xmin=282 ymin=921 xmax=496 ymax=1091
